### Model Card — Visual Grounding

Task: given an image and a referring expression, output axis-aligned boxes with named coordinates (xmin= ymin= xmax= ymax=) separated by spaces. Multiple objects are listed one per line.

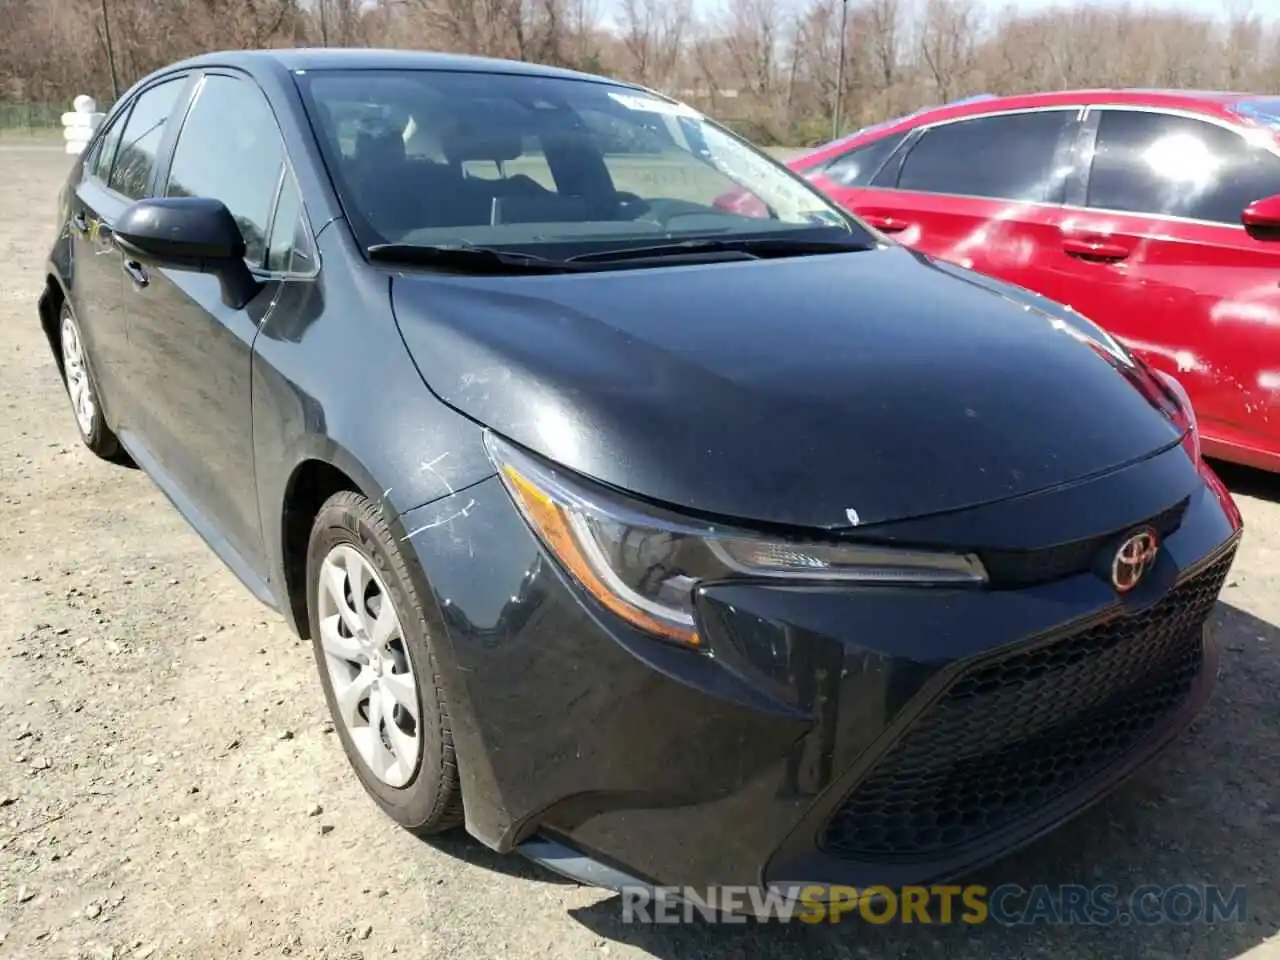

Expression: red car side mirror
xmin=1241 ymin=193 xmax=1280 ymax=233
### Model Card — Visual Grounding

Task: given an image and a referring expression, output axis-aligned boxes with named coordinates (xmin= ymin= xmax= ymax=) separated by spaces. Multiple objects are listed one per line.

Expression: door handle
xmin=123 ymin=259 xmax=149 ymax=287
xmin=1062 ymin=236 xmax=1131 ymax=262
xmin=861 ymin=213 xmax=909 ymax=233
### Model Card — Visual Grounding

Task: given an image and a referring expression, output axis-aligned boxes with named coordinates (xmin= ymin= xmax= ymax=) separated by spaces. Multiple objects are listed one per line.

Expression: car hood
xmin=390 ymin=244 xmax=1185 ymax=530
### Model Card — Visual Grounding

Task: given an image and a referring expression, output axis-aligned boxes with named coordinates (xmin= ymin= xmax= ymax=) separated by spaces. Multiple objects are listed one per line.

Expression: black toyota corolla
xmin=40 ymin=48 xmax=1242 ymax=903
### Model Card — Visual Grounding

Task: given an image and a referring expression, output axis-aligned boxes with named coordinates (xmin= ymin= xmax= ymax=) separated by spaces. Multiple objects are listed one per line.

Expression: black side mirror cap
xmin=114 ymin=196 xmax=262 ymax=309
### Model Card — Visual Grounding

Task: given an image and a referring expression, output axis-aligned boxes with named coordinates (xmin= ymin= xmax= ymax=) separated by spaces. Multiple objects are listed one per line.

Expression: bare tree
xmin=867 ymin=0 xmax=903 ymax=111
xmin=6 ymin=0 xmax=1280 ymax=146
xmin=618 ymin=0 xmax=691 ymax=90
xmin=917 ymin=0 xmax=979 ymax=102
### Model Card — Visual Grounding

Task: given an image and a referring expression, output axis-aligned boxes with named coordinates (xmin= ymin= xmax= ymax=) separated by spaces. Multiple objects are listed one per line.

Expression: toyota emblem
xmin=1111 ymin=527 xmax=1160 ymax=593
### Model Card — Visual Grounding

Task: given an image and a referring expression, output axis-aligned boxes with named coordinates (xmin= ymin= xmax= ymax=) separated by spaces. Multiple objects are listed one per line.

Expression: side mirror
xmin=114 ymin=196 xmax=262 ymax=309
xmin=1241 ymin=193 xmax=1280 ymax=238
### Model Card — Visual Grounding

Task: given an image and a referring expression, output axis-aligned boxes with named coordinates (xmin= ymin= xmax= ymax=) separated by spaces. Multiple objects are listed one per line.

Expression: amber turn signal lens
xmin=501 ymin=464 xmax=701 ymax=647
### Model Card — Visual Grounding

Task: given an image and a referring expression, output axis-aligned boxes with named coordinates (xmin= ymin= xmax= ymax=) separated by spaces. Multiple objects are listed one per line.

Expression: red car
xmin=721 ymin=90 xmax=1280 ymax=472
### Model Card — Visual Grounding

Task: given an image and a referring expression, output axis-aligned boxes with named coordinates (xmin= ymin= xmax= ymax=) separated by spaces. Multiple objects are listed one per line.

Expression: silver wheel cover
xmin=317 ymin=544 xmax=423 ymax=788
xmin=60 ymin=314 xmax=96 ymax=437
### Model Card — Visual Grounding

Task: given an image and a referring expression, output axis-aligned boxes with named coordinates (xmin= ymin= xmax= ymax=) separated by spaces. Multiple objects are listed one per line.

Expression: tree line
xmin=1 ymin=0 xmax=1276 ymax=145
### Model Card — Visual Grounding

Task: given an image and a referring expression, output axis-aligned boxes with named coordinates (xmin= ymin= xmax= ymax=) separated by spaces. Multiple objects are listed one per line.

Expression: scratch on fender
xmin=401 ymin=499 xmax=477 ymax=542
xmin=419 ymin=452 xmax=455 ymax=496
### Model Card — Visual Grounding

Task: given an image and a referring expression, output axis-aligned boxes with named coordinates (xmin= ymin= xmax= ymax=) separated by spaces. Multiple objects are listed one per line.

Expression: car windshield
xmin=295 ymin=68 xmax=866 ymax=256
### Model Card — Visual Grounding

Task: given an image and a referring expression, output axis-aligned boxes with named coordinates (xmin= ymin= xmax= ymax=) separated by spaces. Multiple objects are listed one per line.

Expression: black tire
xmin=57 ymin=303 xmax=123 ymax=461
xmin=305 ymin=490 xmax=464 ymax=835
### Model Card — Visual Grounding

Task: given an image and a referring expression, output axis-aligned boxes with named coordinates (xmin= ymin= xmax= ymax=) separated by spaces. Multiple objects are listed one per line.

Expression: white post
xmin=62 ymin=95 xmax=105 ymax=156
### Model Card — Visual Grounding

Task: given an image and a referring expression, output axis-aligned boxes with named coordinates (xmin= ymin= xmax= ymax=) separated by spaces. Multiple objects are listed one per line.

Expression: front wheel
xmin=58 ymin=304 xmax=121 ymax=461
xmin=305 ymin=490 xmax=463 ymax=834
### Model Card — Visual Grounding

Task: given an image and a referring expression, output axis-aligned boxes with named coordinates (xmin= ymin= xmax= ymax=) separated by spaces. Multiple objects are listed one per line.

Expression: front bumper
xmin=396 ymin=442 xmax=1241 ymax=892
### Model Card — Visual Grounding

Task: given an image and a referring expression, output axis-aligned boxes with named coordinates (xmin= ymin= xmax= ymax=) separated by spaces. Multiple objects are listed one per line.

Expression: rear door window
xmin=107 ymin=78 xmax=187 ymax=200
xmin=895 ymin=110 xmax=1074 ymax=203
xmin=84 ymin=111 xmax=125 ymax=184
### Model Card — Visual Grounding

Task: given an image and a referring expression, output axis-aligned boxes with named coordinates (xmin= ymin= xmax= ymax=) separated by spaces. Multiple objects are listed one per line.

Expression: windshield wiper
xmin=368 ymin=236 xmax=879 ymax=272
xmin=566 ymin=236 xmax=879 ymax=264
xmin=367 ymin=243 xmax=577 ymax=273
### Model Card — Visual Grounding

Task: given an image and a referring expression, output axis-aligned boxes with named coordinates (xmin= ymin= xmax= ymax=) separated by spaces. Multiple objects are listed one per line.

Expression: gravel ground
xmin=0 ymin=142 xmax=1277 ymax=960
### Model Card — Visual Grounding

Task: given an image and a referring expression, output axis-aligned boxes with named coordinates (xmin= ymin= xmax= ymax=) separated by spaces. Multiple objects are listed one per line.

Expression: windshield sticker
xmin=697 ymin=127 xmax=822 ymax=212
xmin=607 ymin=91 xmax=701 ymax=118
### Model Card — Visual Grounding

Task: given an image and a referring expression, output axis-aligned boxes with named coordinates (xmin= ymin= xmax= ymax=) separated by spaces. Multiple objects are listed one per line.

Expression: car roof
xmin=895 ymin=88 xmax=1260 ymax=131
xmin=161 ymin=47 xmax=625 ymax=86
xmin=968 ymin=88 xmax=1246 ymax=111
xmin=796 ymin=87 xmax=1274 ymax=165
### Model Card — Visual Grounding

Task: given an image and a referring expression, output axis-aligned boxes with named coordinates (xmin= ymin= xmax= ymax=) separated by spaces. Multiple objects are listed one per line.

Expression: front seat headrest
xmin=356 ymin=128 xmax=406 ymax=168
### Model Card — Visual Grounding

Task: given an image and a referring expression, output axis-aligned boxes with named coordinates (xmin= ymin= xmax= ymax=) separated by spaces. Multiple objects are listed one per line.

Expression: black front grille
xmin=820 ymin=548 xmax=1234 ymax=862
xmin=979 ymin=497 xmax=1189 ymax=587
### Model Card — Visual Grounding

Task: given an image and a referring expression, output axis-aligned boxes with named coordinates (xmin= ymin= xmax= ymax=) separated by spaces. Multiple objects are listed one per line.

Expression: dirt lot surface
xmin=0 ymin=142 xmax=1278 ymax=960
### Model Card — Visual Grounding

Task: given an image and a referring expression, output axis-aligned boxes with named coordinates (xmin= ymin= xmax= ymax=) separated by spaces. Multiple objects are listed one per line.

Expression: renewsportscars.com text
xmin=620 ymin=883 xmax=1248 ymax=925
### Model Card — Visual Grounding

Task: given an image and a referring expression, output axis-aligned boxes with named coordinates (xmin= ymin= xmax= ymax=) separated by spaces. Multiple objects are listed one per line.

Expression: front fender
xmin=248 ymin=230 xmax=495 ymax=632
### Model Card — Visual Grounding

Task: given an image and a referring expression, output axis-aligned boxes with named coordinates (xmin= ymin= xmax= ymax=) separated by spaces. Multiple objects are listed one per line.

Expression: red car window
xmin=896 ymin=110 xmax=1074 ymax=203
xmin=816 ymin=132 xmax=908 ymax=187
xmin=1086 ymin=110 xmax=1280 ymax=224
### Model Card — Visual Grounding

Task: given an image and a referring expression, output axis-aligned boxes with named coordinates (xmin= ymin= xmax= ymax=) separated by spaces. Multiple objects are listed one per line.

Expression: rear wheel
xmin=305 ymin=490 xmax=463 ymax=834
xmin=58 ymin=304 xmax=121 ymax=461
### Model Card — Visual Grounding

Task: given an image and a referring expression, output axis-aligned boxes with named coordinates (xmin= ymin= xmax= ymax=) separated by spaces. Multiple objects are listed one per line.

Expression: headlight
xmin=485 ymin=433 xmax=987 ymax=649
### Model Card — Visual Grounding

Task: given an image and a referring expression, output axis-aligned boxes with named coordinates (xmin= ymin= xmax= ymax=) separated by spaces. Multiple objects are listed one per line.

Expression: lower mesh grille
xmin=820 ymin=549 xmax=1234 ymax=862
